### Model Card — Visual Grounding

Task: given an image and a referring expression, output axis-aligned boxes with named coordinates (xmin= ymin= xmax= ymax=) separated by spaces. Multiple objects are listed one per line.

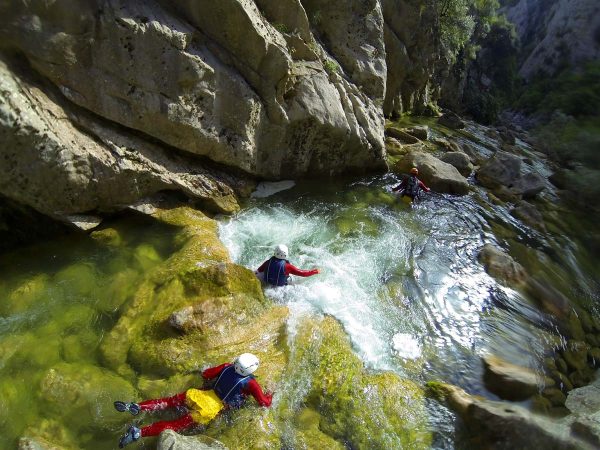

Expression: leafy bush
xmin=323 ymin=59 xmax=340 ymax=75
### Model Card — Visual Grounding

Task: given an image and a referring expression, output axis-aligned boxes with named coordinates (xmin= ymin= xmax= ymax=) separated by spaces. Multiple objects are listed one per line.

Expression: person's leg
xmin=115 ymin=391 xmax=187 ymax=416
xmin=140 ymin=413 xmax=196 ymax=437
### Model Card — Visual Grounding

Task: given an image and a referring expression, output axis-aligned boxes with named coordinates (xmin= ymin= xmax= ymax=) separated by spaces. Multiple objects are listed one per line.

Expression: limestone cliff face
xmin=0 ymin=0 xmax=444 ymax=225
xmin=503 ymin=0 xmax=600 ymax=79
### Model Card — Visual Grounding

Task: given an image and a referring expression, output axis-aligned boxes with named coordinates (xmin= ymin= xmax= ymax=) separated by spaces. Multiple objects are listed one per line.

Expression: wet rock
xmin=395 ymin=151 xmax=469 ymax=195
xmin=513 ymin=172 xmax=547 ymax=199
xmin=483 ymin=354 xmax=552 ymax=400
xmin=133 ymin=243 xmax=162 ymax=271
xmin=385 ymin=137 xmax=405 ymax=156
xmin=549 ymin=370 xmax=574 ymax=392
xmin=90 ymin=228 xmax=122 ymax=247
xmin=157 ymin=429 xmax=227 ymax=450
xmin=586 ymin=334 xmax=599 ymax=347
xmin=565 ymin=382 xmax=600 ymax=415
xmin=433 ymin=137 xmax=462 ymax=153
xmin=283 ymin=316 xmax=431 ymax=449
xmin=542 ymin=387 xmax=567 ymax=406
xmin=2 ymin=273 xmax=49 ymax=315
xmin=438 ymin=111 xmax=465 ymax=129
xmin=40 ymin=362 xmax=136 ymax=431
xmin=562 ymin=340 xmax=590 ymax=372
xmin=571 ymin=416 xmax=600 ymax=449
xmin=405 ymin=125 xmax=430 ymax=141
xmin=569 ymin=369 xmax=594 ymax=388
xmin=556 ymin=358 xmax=569 ymax=374
xmin=427 ymin=382 xmax=592 ymax=449
xmin=524 ymin=277 xmax=570 ymax=318
xmin=440 ymin=151 xmax=473 ymax=177
xmin=512 ymin=201 xmax=547 ymax=232
xmin=477 ymin=151 xmax=546 ymax=199
xmin=478 ymin=244 xmax=527 ymax=285
xmin=385 ymin=127 xmax=420 ymax=144
xmin=589 ymin=348 xmax=600 ymax=367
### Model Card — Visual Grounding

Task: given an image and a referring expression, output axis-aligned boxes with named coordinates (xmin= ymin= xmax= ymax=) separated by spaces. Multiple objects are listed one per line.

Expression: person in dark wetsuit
xmin=255 ymin=244 xmax=319 ymax=287
xmin=392 ymin=167 xmax=430 ymax=202
xmin=115 ymin=353 xmax=272 ymax=447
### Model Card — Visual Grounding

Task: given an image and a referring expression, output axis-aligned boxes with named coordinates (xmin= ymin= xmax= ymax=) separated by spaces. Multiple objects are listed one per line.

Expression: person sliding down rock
xmin=255 ymin=244 xmax=320 ymax=287
xmin=115 ymin=353 xmax=272 ymax=448
xmin=392 ymin=167 xmax=430 ymax=203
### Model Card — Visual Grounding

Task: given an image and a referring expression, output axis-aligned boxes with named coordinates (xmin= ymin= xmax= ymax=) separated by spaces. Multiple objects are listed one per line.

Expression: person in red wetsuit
xmin=392 ymin=167 xmax=430 ymax=203
xmin=255 ymin=244 xmax=320 ymax=287
xmin=115 ymin=353 xmax=272 ymax=447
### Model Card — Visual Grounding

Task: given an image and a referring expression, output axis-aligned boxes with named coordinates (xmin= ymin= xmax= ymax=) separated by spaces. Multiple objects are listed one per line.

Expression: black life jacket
xmin=404 ymin=175 xmax=420 ymax=198
xmin=265 ymin=257 xmax=288 ymax=286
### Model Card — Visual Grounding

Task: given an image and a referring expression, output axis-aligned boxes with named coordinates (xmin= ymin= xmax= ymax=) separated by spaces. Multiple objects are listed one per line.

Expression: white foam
xmin=392 ymin=333 xmax=422 ymax=359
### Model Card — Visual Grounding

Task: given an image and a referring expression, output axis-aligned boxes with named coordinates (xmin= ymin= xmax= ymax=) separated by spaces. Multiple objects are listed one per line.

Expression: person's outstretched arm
xmin=285 ymin=263 xmax=319 ymax=277
xmin=418 ymin=180 xmax=430 ymax=192
xmin=243 ymin=379 xmax=273 ymax=407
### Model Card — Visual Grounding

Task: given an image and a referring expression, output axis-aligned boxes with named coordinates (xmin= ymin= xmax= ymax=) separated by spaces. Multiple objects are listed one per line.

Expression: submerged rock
xmin=40 ymin=362 xmax=136 ymax=431
xmin=478 ymin=244 xmax=527 ymax=285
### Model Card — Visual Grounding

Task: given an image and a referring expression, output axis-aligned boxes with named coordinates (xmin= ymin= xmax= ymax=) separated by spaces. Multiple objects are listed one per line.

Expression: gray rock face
xmin=157 ymin=430 xmax=227 ymax=450
xmin=0 ymin=0 xmax=387 ymax=179
xmin=0 ymin=59 xmax=246 ymax=218
xmin=395 ymin=151 xmax=470 ymax=195
xmin=504 ymin=0 xmax=600 ymax=79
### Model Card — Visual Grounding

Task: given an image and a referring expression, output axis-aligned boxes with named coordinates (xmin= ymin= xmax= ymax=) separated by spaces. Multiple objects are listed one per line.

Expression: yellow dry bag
xmin=185 ymin=388 xmax=224 ymax=425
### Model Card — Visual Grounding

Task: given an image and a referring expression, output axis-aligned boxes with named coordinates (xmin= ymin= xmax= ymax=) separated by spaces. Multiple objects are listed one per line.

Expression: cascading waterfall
xmin=218 ymin=176 xmax=556 ymax=396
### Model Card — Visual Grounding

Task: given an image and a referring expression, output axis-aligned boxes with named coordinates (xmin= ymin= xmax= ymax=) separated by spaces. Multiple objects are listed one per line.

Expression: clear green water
xmin=0 ymin=214 xmax=179 ymax=449
xmin=0 ymin=174 xmax=598 ymax=448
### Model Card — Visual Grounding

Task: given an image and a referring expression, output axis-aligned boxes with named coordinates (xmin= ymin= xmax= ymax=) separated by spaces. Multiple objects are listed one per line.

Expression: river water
xmin=0 ymin=129 xmax=598 ymax=448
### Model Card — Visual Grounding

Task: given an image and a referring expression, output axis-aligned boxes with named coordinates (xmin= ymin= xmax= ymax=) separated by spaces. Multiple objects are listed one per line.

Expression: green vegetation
xmin=272 ymin=22 xmax=289 ymax=34
xmin=323 ymin=59 xmax=340 ymax=75
xmin=515 ymin=62 xmax=600 ymax=118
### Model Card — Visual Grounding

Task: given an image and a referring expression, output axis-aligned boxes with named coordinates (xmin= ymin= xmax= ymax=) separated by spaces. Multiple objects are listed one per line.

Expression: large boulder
xmin=477 ymin=152 xmax=546 ymax=199
xmin=395 ymin=151 xmax=469 ymax=195
xmin=437 ymin=111 xmax=465 ymax=129
xmin=441 ymin=151 xmax=474 ymax=177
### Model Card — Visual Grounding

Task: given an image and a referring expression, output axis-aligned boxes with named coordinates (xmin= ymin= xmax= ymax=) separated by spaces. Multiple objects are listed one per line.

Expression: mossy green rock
xmin=39 ymin=362 xmax=136 ymax=431
xmin=292 ymin=316 xmax=431 ymax=449
xmin=53 ymin=263 xmax=99 ymax=298
xmin=562 ymin=341 xmax=590 ymax=372
xmin=206 ymin=408 xmax=280 ymax=450
xmin=3 ymin=274 xmax=50 ymax=315
xmin=89 ymin=227 xmax=122 ymax=247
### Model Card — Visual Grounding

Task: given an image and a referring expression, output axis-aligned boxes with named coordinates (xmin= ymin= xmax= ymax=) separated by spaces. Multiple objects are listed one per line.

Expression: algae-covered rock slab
xmin=157 ymin=429 xmax=227 ymax=450
xmin=40 ymin=362 xmax=136 ymax=431
xmin=286 ymin=316 xmax=432 ymax=450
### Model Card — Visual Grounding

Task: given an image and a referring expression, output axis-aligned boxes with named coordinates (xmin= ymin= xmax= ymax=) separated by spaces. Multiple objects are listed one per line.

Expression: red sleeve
xmin=242 ymin=378 xmax=272 ymax=407
xmin=285 ymin=263 xmax=318 ymax=277
xmin=419 ymin=180 xmax=430 ymax=192
xmin=257 ymin=260 xmax=269 ymax=273
xmin=202 ymin=363 xmax=231 ymax=380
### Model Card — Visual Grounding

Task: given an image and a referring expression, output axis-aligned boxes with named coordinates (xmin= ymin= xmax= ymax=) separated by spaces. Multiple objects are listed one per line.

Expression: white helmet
xmin=274 ymin=244 xmax=288 ymax=260
xmin=234 ymin=353 xmax=259 ymax=376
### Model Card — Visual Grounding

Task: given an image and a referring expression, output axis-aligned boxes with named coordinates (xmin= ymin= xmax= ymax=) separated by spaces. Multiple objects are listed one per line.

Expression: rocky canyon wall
xmin=0 ymin=0 xmax=444 ymax=228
